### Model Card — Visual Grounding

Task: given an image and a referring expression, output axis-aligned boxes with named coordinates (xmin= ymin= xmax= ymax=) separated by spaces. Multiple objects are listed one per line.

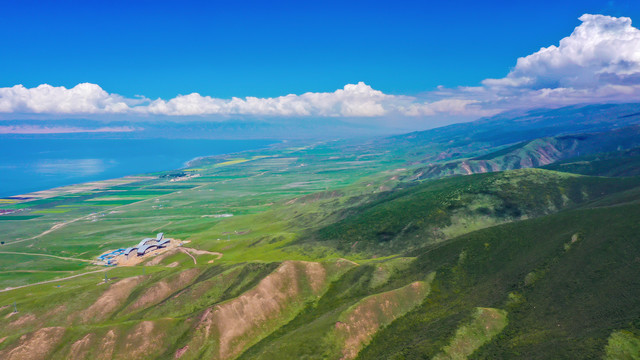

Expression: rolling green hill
xmin=358 ymin=201 xmax=640 ymax=359
xmin=306 ymin=169 xmax=640 ymax=254
xmin=543 ymin=147 xmax=640 ymax=177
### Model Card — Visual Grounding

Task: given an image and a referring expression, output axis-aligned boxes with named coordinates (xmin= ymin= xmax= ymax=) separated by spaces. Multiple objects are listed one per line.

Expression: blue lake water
xmin=0 ymin=138 xmax=277 ymax=197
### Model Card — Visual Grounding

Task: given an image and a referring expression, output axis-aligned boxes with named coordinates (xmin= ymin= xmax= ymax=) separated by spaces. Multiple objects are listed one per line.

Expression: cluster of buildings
xmin=125 ymin=232 xmax=170 ymax=256
xmin=98 ymin=233 xmax=170 ymax=266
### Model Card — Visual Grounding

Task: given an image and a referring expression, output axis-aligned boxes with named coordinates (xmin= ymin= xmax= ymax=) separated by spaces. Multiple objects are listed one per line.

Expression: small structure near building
xmin=98 ymin=248 xmax=126 ymax=266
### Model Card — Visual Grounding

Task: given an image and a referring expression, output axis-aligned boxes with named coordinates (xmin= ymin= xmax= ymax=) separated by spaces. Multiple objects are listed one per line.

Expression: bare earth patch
xmin=182 ymin=247 xmax=223 ymax=257
xmin=44 ymin=304 xmax=67 ymax=319
xmin=121 ymin=321 xmax=165 ymax=359
xmin=142 ymin=246 xmax=222 ymax=266
xmin=8 ymin=313 xmax=36 ymax=329
xmin=215 ymin=261 xmax=302 ymax=359
xmin=335 ymin=275 xmax=434 ymax=360
xmin=185 ymin=260 xmax=327 ymax=360
xmin=128 ymin=268 xmax=199 ymax=311
xmin=0 ymin=326 xmax=66 ymax=360
xmin=97 ymin=329 xmax=118 ymax=360
xmin=174 ymin=345 xmax=189 ymax=358
xmin=68 ymin=333 xmax=95 ymax=360
xmin=81 ymin=276 xmax=144 ymax=323
xmin=300 ymin=260 xmax=327 ymax=293
xmin=144 ymin=248 xmax=181 ymax=266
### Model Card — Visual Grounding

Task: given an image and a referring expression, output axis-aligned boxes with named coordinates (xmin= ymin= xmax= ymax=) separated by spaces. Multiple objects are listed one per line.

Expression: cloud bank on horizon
xmin=1 ymin=14 xmax=640 ymax=121
xmin=0 ymin=81 xmax=481 ymax=118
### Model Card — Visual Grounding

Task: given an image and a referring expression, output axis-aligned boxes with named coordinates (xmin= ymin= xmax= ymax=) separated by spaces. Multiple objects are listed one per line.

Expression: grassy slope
xmin=433 ymin=307 xmax=508 ymax=360
xmin=308 ymin=169 xmax=640 ymax=255
xmin=357 ymin=201 xmax=640 ymax=359
xmin=543 ymin=147 xmax=640 ymax=177
xmin=604 ymin=330 xmax=640 ymax=359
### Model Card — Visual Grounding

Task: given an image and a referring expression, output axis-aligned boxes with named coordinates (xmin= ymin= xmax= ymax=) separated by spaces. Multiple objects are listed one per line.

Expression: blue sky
xmin=1 ymin=0 xmax=637 ymax=98
xmin=2 ymin=0 xmax=640 ymax=131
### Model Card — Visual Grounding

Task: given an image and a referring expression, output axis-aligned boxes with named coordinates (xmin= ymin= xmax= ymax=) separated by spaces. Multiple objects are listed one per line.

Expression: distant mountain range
xmin=5 ymin=102 xmax=640 ymax=140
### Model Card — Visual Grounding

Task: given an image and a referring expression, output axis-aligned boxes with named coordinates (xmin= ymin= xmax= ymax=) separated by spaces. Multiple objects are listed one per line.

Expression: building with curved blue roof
xmin=98 ymin=233 xmax=169 ymax=264
xmin=136 ymin=238 xmax=155 ymax=248
xmin=137 ymin=244 xmax=158 ymax=256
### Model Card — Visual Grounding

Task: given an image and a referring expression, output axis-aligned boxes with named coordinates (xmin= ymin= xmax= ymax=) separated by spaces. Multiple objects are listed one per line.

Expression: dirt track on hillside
xmin=0 ymin=269 xmax=108 ymax=293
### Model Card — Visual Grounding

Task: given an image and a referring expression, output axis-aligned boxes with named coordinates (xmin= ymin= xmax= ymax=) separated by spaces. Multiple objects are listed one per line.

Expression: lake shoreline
xmin=1 ymin=138 xmax=279 ymax=198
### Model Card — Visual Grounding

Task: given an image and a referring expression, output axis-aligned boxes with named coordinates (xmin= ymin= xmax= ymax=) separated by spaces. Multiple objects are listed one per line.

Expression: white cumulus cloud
xmin=0 ymin=83 xmax=135 ymax=114
xmin=0 ymin=81 xmax=482 ymax=118
xmin=479 ymin=14 xmax=640 ymax=106
xmin=144 ymin=82 xmax=392 ymax=117
xmin=141 ymin=82 xmax=480 ymax=117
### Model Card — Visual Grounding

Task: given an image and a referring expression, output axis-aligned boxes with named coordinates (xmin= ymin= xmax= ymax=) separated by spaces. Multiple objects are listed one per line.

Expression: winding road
xmin=0 ymin=251 xmax=92 ymax=262
xmin=0 ymin=268 xmax=108 ymax=293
